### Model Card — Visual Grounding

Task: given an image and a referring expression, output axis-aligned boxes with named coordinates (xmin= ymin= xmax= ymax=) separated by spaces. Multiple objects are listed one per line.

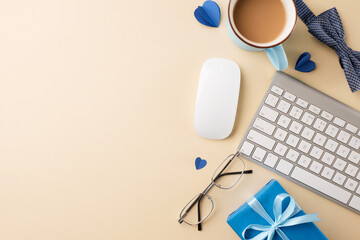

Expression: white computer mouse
xmin=194 ymin=58 xmax=241 ymax=139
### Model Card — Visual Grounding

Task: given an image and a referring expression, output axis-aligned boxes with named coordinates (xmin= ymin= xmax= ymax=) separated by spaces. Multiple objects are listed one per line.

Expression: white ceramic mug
xmin=227 ymin=0 xmax=297 ymax=71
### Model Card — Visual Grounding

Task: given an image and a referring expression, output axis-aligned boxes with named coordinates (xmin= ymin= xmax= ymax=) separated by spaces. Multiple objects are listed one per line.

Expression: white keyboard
xmin=238 ymin=72 xmax=360 ymax=214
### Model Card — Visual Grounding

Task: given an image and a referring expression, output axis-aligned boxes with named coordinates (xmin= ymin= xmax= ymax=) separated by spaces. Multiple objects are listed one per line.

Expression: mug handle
xmin=264 ymin=44 xmax=288 ymax=71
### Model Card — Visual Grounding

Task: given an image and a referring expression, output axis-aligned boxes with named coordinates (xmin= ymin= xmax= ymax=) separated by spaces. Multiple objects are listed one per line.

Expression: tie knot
xmin=335 ymin=40 xmax=353 ymax=58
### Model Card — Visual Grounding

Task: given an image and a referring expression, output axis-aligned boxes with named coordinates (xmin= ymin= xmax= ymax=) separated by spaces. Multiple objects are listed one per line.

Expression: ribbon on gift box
xmin=242 ymin=193 xmax=321 ymax=240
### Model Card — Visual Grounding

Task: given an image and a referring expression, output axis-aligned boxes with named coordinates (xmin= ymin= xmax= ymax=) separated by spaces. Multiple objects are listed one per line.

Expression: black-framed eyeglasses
xmin=178 ymin=151 xmax=253 ymax=231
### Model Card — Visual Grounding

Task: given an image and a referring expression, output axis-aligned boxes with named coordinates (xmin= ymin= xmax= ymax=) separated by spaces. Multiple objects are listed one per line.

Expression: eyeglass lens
xmin=179 ymin=193 xmax=214 ymax=226
xmin=212 ymin=154 xmax=245 ymax=189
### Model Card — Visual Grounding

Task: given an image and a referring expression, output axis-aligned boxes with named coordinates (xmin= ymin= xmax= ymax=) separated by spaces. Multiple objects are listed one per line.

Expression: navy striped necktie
xmin=294 ymin=0 xmax=360 ymax=93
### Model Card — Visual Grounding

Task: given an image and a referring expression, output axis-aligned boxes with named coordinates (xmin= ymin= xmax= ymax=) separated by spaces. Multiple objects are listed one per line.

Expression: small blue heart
xmin=194 ymin=0 xmax=220 ymax=28
xmin=295 ymin=52 xmax=316 ymax=72
xmin=195 ymin=157 xmax=207 ymax=170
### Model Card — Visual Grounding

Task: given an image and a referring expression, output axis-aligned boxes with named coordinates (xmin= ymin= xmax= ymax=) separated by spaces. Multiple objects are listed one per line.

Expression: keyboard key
xmin=301 ymin=127 xmax=315 ymax=140
xmin=344 ymin=178 xmax=358 ymax=191
xmin=271 ymin=85 xmax=283 ymax=95
xmin=298 ymin=155 xmax=311 ymax=168
xmin=296 ymin=98 xmax=309 ymax=108
xmin=301 ymin=112 xmax=315 ymax=125
xmin=286 ymin=149 xmax=299 ymax=162
xmin=313 ymin=118 xmax=327 ymax=132
xmin=349 ymin=136 xmax=360 ymax=150
xmin=286 ymin=134 xmax=299 ymax=148
xmin=321 ymin=111 xmax=333 ymax=121
xmin=336 ymin=145 xmax=350 ymax=158
xmin=333 ymin=172 xmax=346 ymax=185
xmin=265 ymin=93 xmax=279 ymax=107
xmin=289 ymin=106 xmax=303 ymax=119
xmin=313 ymin=133 xmax=326 ymax=146
xmin=274 ymin=128 xmax=287 ymax=141
xmin=357 ymin=172 xmax=360 ymax=181
xmin=289 ymin=121 xmax=303 ymax=134
xmin=259 ymin=106 xmax=279 ymax=122
xmin=321 ymin=152 xmax=335 ymax=165
xmin=333 ymin=117 xmax=346 ymax=127
xmin=298 ymin=140 xmax=311 ymax=154
xmin=264 ymin=153 xmax=278 ymax=168
xmin=321 ymin=167 xmax=335 ymax=179
xmin=345 ymin=163 xmax=359 ymax=177
xmin=276 ymin=159 xmax=293 ymax=175
xmin=284 ymin=92 xmax=296 ymax=102
xmin=274 ymin=143 xmax=288 ymax=156
xmin=291 ymin=167 xmax=351 ymax=204
xmin=310 ymin=146 xmax=323 ymax=159
xmin=277 ymin=115 xmax=291 ymax=128
xmin=310 ymin=161 xmax=323 ymax=174
xmin=333 ymin=158 xmax=347 ymax=171
xmin=337 ymin=130 xmax=351 ymax=144
xmin=309 ymin=105 xmax=321 ymax=115
xmin=349 ymin=196 xmax=360 ymax=211
xmin=324 ymin=139 xmax=338 ymax=152
xmin=277 ymin=100 xmax=291 ymax=113
xmin=346 ymin=123 xmax=358 ymax=134
xmin=240 ymin=141 xmax=254 ymax=156
xmin=247 ymin=130 xmax=275 ymax=150
xmin=325 ymin=124 xmax=339 ymax=138
xmin=252 ymin=147 xmax=267 ymax=162
xmin=349 ymin=151 xmax=360 ymax=164
xmin=253 ymin=118 xmax=276 ymax=136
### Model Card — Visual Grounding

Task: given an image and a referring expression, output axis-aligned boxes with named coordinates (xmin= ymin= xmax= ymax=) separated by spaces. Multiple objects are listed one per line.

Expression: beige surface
xmin=0 ymin=0 xmax=360 ymax=239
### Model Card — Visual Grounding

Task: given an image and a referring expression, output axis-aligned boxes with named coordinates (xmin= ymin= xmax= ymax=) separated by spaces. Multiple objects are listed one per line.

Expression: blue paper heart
xmin=295 ymin=52 xmax=316 ymax=72
xmin=195 ymin=157 xmax=207 ymax=170
xmin=194 ymin=0 xmax=220 ymax=27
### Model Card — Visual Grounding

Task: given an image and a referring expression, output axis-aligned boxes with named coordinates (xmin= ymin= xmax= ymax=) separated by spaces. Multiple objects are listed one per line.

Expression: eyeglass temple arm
xmin=197 ymin=195 xmax=202 ymax=231
xmin=213 ymin=170 xmax=253 ymax=182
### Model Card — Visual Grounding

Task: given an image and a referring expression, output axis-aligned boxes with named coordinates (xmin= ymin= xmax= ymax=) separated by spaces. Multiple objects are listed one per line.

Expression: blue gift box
xmin=227 ymin=179 xmax=327 ymax=240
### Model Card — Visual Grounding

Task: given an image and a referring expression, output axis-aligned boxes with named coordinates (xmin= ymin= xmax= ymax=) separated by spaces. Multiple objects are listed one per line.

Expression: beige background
xmin=0 ymin=0 xmax=360 ymax=239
